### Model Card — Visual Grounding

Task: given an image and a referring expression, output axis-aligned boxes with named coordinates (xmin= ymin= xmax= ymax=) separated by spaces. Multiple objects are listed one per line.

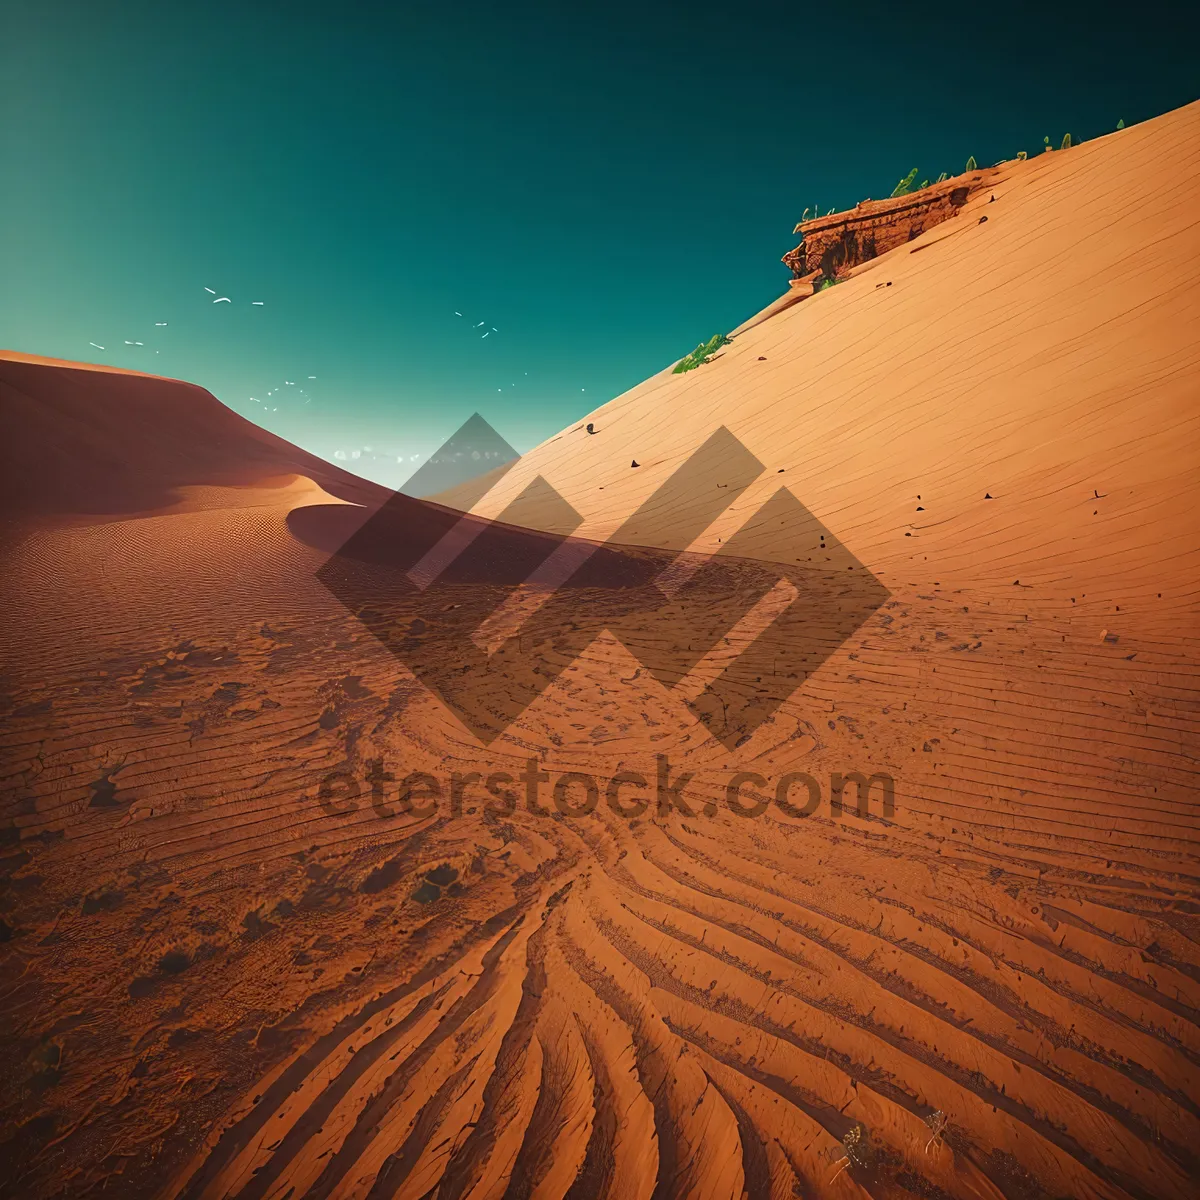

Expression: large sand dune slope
xmin=1 ymin=103 xmax=1199 ymax=1200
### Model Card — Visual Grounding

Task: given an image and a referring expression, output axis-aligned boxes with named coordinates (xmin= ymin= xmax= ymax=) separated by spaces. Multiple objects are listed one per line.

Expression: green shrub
xmin=1117 ymin=118 xmax=1125 ymax=129
xmin=673 ymin=333 xmax=732 ymax=374
xmin=891 ymin=168 xmax=919 ymax=197
xmin=1060 ymin=133 xmax=1071 ymax=149
xmin=965 ymin=156 xmax=977 ymax=171
xmin=1017 ymin=150 xmax=1027 ymax=160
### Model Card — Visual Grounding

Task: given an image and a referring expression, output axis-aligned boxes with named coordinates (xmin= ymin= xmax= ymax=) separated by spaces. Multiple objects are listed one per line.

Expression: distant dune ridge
xmin=0 ymin=352 xmax=388 ymax=520
xmin=1 ymin=100 xmax=1199 ymax=1200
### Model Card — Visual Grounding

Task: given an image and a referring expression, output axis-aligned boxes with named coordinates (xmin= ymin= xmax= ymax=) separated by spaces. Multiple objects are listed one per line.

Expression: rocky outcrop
xmin=783 ymin=168 xmax=998 ymax=290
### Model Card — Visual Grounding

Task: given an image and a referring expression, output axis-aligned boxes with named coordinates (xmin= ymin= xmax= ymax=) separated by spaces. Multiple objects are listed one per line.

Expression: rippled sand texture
xmin=2 ymin=101 xmax=1199 ymax=1199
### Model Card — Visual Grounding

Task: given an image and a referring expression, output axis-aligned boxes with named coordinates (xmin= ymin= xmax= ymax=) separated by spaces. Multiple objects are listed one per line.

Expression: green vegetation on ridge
xmin=823 ymin=118 xmax=1122 ymax=220
xmin=673 ymin=334 xmax=732 ymax=374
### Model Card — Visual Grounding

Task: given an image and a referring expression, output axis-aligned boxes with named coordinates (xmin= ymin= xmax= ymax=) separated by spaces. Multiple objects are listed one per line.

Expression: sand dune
xmin=1 ymin=102 xmax=1199 ymax=1200
xmin=0 ymin=352 xmax=388 ymax=520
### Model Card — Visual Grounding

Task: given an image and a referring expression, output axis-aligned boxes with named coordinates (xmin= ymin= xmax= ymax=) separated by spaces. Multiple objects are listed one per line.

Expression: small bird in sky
xmin=308 ymin=375 xmax=316 ymax=379
xmin=454 ymin=311 xmax=463 ymax=316
xmin=155 ymin=322 xmax=167 ymax=327
xmin=252 ymin=301 xmax=264 ymax=306
xmin=473 ymin=321 xmax=485 ymax=328
xmin=482 ymin=331 xmax=490 ymax=338
xmin=213 ymin=297 xmax=231 ymax=304
xmin=89 ymin=342 xmax=104 ymax=349
xmin=204 ymin=287 xmax=216 ymax=294
xmin=124 ymin=340 xmax=135 ymax=345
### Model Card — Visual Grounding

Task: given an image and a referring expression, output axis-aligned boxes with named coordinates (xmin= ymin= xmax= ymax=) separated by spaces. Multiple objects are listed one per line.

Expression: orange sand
xmin=1 ymin=102 xmax=1198 ymax=1200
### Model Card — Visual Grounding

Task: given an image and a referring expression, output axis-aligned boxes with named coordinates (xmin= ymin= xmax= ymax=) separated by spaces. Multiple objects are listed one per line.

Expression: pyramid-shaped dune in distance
xmin=1 ymin=103 xmax=1198 ymax=1200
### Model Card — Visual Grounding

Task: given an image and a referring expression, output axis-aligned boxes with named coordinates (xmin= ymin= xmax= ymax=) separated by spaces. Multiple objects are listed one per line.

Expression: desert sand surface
xmin=2 ymin=101 xmax=1199 ymax=1200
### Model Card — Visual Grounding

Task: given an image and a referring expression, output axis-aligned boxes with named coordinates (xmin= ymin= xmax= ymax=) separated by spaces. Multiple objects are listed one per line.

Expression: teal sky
xmin=3 ymin=0 xmax=1197 ymax=488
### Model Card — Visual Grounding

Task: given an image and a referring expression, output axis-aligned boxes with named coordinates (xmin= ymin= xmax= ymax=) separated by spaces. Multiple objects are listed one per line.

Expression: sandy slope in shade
xmin=0 ymin=351 xmax=390 ymax=520
xmin=1 ymin=102 xmax=1199 ymax=1200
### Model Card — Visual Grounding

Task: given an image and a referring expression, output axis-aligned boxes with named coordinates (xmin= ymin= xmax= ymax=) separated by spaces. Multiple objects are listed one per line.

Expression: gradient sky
xmin=3 ymin=0 xmax=1197 ymax=487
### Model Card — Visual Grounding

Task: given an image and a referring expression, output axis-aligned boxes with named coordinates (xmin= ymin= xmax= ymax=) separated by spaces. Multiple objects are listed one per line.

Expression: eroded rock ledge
xmin=783 ymin=167 xmax=999 ymax=291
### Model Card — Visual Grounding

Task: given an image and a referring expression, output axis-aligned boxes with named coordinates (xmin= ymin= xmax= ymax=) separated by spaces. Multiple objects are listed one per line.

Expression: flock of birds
xmin=87 ymin=287 xmax=318 ymax=415
xmin=454 ymin=309 xmax=585 ymax=396
xmin=250 ymin=374 xmax=319 ymax=414
xmin=456 ymin=310 xmax=499 ymax=339
xmin=203 ymin=286 xmax=264 ymax=307
xmin=88 ymin=321 xmax=174 ymax=353
xmin=85 ymin=295 xmax=591 ymax=475
xmin=86 ymin=285 xmax=263 ymax=355
xmin=455 ymin=310 xmax=522 ymax=394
